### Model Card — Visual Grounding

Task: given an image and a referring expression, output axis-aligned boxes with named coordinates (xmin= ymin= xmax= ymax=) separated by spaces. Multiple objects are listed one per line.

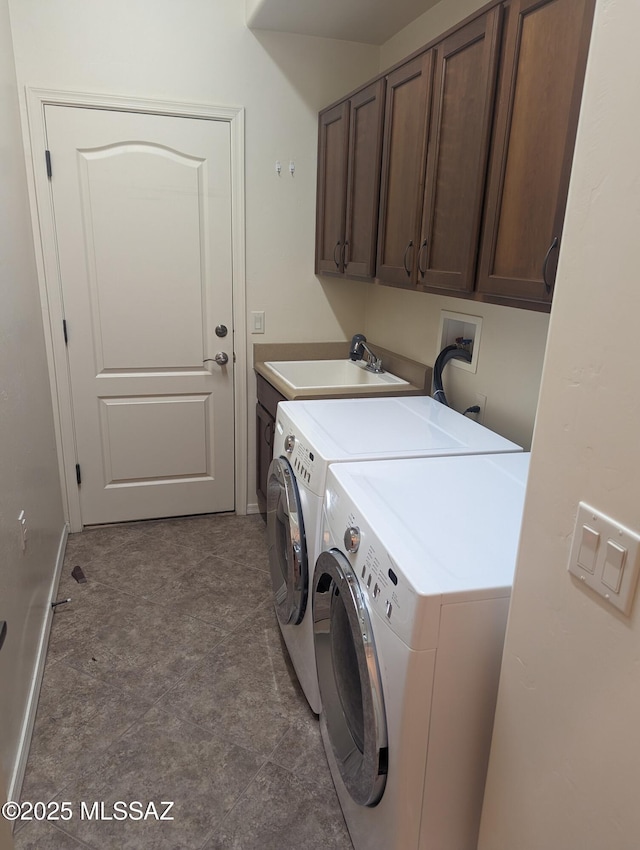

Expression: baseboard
xmin=246 ymin=502 xmax=260 ymax=515
xmin=8 ymin=522 xmax=68 ymax=803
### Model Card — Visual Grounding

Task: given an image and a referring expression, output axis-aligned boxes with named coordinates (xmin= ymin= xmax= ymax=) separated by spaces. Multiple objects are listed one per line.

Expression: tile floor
xmin=14 ymin=514 xmax=353 ymax=850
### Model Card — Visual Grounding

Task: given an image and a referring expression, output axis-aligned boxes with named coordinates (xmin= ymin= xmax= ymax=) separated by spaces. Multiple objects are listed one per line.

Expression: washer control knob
xmin=344 ymin=526 xmax=361 ymax=553
xmin=284 ymin=435 xmax=295 ymax=454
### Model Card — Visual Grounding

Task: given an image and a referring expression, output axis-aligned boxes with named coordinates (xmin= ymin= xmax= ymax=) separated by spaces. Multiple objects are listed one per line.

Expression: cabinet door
xmin=343 ymin=80 xmax=386 ymax=279
xmin=476 ymin=0 xmax=595 ymax=307
xmin=256 ymin=402 xmax=275 ymax=516
xmin=418 ymin=7 xmax=502 ymax=294
xmin=376 ymin=52 xmax=434 ymax=288
xmin=316 ymin=101 xmax=349 ymax=275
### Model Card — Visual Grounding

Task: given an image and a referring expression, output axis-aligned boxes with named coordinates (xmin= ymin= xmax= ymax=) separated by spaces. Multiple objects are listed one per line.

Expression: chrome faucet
xmin=349 ymin=334 xmax=384 ymax=373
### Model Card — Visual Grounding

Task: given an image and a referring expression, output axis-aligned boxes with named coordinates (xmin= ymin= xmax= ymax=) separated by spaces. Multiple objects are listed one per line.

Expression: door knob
xmin=214 ymin=351 xmax=229 ymax=366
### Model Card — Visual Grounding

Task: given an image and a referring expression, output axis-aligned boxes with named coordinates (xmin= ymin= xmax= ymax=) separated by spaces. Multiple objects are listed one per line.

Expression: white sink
xmin=264 ymin=359 xmax=409 ymax=390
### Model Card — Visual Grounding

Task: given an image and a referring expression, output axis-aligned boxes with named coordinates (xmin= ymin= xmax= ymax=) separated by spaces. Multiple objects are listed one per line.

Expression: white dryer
xmin=313 ymin=452 xmax=530 ymax=850
xmin=266 ymin=395 xmax=521 ymax=714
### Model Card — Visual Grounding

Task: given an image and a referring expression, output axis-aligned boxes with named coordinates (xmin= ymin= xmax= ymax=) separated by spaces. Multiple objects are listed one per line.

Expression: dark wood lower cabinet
xmin=256 ymin=375 xmax=285 ymax=518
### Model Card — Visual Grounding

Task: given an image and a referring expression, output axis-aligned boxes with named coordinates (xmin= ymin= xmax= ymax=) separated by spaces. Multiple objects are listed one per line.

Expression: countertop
xmin=253 ymin=341 xmax=432 ymax=401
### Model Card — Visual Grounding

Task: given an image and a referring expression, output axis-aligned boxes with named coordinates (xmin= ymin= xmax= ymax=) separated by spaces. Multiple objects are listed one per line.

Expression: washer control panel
xmin=273 ymin=410 xmax=324 ymax=496
xmin=285 ymin=436 xmax=321 ymax=493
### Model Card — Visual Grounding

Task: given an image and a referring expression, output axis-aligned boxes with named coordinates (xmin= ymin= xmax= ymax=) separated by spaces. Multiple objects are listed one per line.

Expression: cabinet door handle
xmin=403 ymin=241 xmax=414 ymax=277
xmin=265 ymin=420 xmax=273 ymax=448
xmin=333 ymin=241 xmax=342 ymax=269
xmin=542 ymin=236 xmax=559 ymax=294
xmin=342 ymin=241 xmax=349 ymax=269
xmin=417 ymin=239 xmax=428 ymax=277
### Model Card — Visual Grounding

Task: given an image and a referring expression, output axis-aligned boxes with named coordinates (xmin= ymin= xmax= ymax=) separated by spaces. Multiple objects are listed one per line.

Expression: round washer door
xmin=267 ymin=456 xmax=308 ymax=626
xmin=313 ymin=548 xmax=388 ymax=807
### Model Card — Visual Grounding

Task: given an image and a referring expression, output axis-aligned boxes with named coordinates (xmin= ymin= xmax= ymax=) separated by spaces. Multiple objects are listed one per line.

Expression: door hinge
xmin=45 ymin=149 xmax=52 ymax=180
xmin=63 ymin=319 xmax=68 ymax=345
xmin=75 ymin=463 xmax=82 ymax=486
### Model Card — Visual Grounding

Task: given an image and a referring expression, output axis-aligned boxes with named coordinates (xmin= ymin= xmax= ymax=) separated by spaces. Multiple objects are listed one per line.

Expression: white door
xmin=45 ymin=105 xmax=235 ymax=525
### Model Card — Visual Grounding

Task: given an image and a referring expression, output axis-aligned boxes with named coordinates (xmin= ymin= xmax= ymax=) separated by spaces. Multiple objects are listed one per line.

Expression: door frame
xmin=24 ymin=88 xmax=247 ymax=532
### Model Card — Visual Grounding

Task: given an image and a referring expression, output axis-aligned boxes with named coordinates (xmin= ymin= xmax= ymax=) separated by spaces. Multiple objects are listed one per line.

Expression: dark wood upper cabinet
xmin=418 ymin=7 xmax=502 ymax=294
xmin=316 ymin=101 xmax=349 ymax=276
xmin=315 ymin=80 xmax=385 ymax=279
xmin=476 ymin=0 xmax=596 ymax=307
xmin=376 ymin=52 xmax=434 ymax=288
xmin=316 ymin=0 xmax=594 ymax=310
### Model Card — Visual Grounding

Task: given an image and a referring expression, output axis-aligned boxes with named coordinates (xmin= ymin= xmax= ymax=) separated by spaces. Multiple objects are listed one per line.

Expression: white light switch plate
xmin=568 ymin=502 xmax=640 ymax=616
xmin=251 ymin=311 xmax=265 ymax=334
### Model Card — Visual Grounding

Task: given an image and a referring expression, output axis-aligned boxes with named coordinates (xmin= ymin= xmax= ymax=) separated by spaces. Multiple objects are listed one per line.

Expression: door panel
xmin=376 ymin=52 xmax=434 ymax=287
xmin=315 ymin=102 xmax=349 ymax=275
xmin=477 ymin=0 xmax=595 ymax=303
xmin=45 ymin=105 xmax=235 ymax=524
xmin=99 ymin=395 xmax=211 ymax=482
xmin=419 ymin=8 xmax=501 ymax=292
xmin=79 ymin=144 xmax=208 ymax=369
xmin=344 ymin=80 xmax=385 ymax=278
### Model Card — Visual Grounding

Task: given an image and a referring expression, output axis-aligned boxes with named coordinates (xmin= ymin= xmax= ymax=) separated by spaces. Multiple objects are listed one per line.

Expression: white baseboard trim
xmin=245 ymin=502 xmax=260 ymax=515
xmin=8 ymin=523 xmax=68 ymax=803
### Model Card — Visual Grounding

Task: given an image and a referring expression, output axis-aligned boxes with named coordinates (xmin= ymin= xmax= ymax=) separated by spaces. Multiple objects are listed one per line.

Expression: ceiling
xmin=246 ymin=0 xmax=442 ymax=45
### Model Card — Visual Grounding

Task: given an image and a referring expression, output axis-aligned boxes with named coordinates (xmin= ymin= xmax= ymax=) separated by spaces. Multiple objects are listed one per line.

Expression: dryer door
xmin=267 ymin=456 xmax=308 ymax=626
xmin=313 ymin=548 xmax=388 ymax=807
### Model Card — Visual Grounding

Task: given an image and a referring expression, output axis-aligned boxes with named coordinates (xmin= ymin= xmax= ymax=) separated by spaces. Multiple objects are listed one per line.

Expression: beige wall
xmin=0 ymin=0 xmax=65 ymax=790
xmin=7 ymin=0 xmax=379 ymax=508
xmin=365 ymin=0 xmax=550 ymax=449
xmin=379 ymin=0 xmax=488 ymax=68
xmin=478 ymin=1 xmax=640 ymax=846
xmin=365 ymin=287 xmax=548 ymax=449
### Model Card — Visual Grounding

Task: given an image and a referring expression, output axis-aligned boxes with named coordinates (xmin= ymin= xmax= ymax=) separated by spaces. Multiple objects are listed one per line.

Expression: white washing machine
xmin=312 ymin=452 xmax=530 ymax=850
xmin=266 ymin=395 xmax=521 ymax=714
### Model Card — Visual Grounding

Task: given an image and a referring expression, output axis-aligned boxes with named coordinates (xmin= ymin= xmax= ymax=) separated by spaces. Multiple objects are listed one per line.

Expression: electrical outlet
xmin=18 ymin=510 xmax=27 ymax=551
xmin=475 ymin=393 xmax=487 ymax=425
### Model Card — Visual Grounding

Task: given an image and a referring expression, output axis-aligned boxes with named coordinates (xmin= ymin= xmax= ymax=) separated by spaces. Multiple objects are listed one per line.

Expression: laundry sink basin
xmin=263 ymin=359 xmax=409 ymax=391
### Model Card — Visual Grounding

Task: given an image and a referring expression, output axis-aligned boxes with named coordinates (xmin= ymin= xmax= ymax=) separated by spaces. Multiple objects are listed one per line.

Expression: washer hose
xmin=432 ymin=344 xmax=472 ymax=407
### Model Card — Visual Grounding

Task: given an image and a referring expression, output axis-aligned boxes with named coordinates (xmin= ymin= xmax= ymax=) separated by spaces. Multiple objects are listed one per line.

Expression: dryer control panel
xmin=324 ymin=488 xmax=440 ymax=650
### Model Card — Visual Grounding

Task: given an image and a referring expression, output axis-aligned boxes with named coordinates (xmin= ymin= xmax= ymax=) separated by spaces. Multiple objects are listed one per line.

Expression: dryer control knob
xmin=284 ymin=435 xmax=295 ymax=453
xmin=344 ymin=526 xmax=361 ymax=553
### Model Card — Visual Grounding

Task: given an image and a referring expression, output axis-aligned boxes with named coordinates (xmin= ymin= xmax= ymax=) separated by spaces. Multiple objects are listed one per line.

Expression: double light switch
xmin=568 ymin=502 xmax=640 ymax=615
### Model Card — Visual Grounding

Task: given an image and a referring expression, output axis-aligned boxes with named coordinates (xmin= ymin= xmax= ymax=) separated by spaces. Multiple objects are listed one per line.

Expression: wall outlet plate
xmin=436 ymin=311 xmax=482 ymax=374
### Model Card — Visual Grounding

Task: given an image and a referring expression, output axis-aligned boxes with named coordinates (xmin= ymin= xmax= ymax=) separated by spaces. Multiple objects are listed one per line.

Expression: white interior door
xmin=45 ymin=105 xmax=235 ymax=525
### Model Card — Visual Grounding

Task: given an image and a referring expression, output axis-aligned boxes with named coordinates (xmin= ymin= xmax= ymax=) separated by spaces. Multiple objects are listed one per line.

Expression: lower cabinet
xmin=256 ymin=374 xmax=286 ymax=517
